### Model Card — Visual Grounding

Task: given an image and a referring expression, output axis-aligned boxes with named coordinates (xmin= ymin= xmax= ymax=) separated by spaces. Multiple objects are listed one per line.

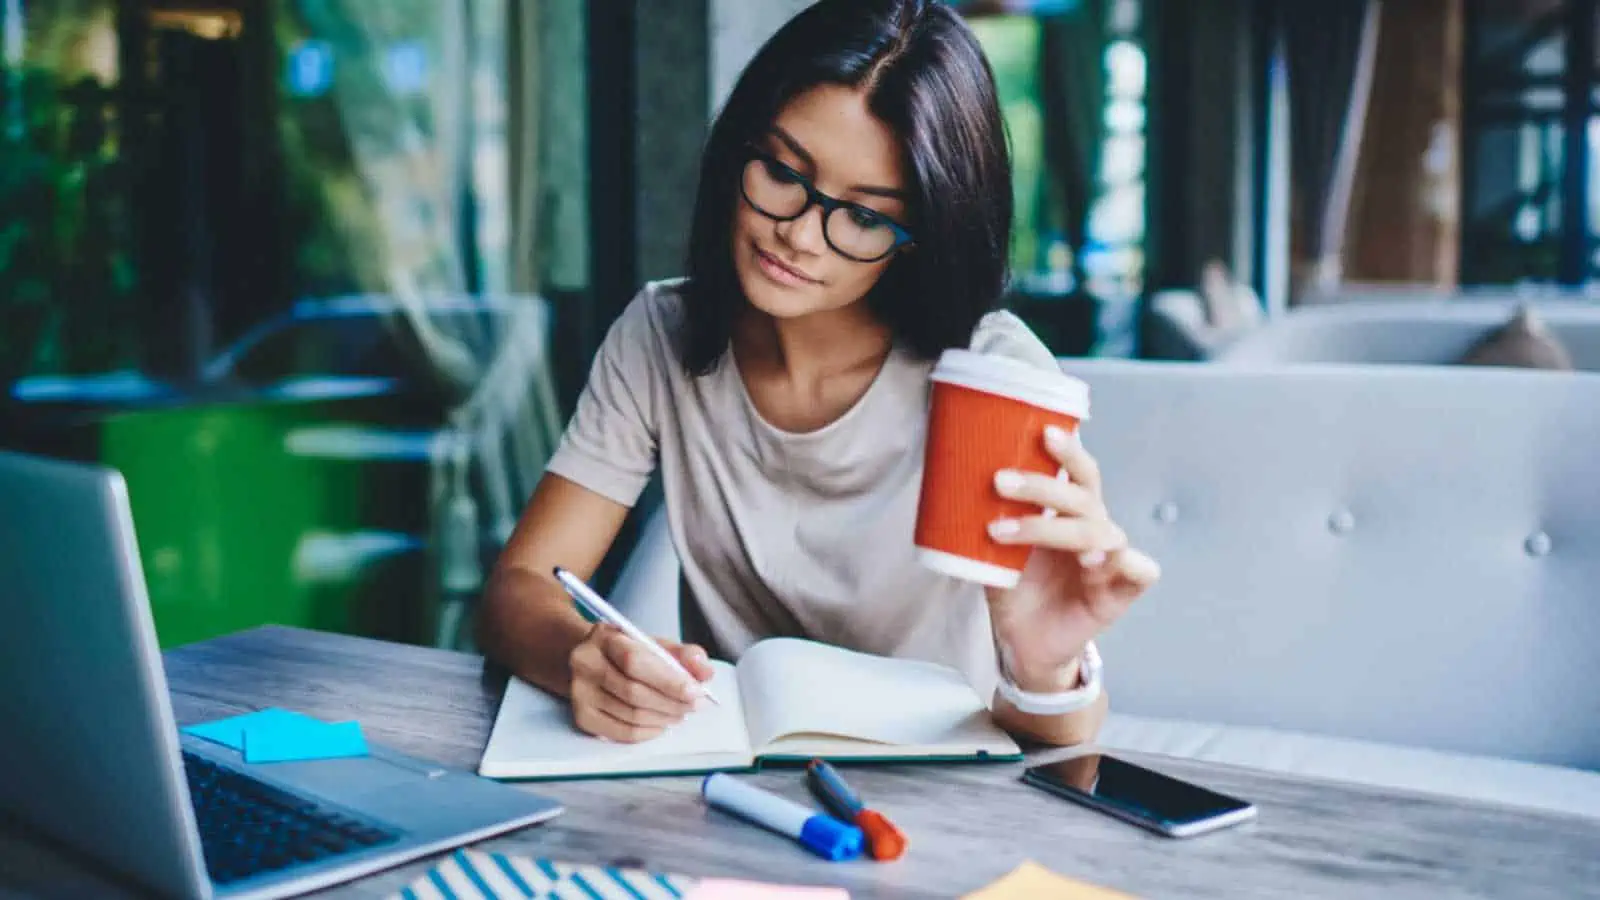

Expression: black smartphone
xmin=1021 ymin=753 xmax=1257 ymax=838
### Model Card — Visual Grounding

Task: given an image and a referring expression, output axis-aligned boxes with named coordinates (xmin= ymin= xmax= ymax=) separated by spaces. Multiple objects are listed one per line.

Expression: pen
xmin=551 ymin=566 xmax=720 ymax=706
xmin=702 ymin=773 xmax=863 ymax=861
xmin=806 ymin=759 xmax=908 ymax=861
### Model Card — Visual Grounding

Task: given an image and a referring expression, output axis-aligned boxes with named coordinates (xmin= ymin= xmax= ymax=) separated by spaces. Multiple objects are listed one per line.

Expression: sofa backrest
xmin=1059 ymin=358 xmax=1600 ymax=771
xmin=1218 ymin=300 xmax=1600 ymax=370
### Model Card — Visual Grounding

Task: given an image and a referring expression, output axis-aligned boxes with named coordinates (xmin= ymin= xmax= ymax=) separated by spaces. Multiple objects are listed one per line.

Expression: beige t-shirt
xmin=545 ymin=279 xmax=1062 ymax=697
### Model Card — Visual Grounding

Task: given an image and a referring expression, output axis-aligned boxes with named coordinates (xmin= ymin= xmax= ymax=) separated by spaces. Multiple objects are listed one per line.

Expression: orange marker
xmin=805 ymin=759 xmax=908 ymax=862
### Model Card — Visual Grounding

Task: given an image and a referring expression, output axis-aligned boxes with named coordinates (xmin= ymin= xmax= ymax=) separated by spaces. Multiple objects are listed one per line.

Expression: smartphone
xmin=1021 ymin=753 xmax=1257 ymax=838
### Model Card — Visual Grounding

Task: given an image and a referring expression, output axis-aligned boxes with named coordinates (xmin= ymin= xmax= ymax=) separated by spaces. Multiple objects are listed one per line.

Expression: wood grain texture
xmin=3 ymin=625 xmax=1598 ymax=900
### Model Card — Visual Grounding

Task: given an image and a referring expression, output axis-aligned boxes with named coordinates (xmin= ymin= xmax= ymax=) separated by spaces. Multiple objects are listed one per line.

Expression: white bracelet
xmin=996 ymin=641 xmax=1103 ymax=715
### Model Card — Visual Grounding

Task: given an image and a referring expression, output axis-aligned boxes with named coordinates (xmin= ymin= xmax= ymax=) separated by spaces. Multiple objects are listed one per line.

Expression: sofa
xmin=1216 ymin=298 xmax=1600 ymax=370
xmin=607 ymin=358 xmax=1600 ymax=820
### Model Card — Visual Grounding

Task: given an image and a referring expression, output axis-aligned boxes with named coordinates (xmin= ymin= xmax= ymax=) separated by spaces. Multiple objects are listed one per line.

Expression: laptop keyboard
xmin=182 ymin=751 xmax=400 ymax=884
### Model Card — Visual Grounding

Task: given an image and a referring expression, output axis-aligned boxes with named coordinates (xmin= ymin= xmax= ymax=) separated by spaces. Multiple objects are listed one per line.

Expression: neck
xmin=733 ymin=302 xmax=892 ymax=383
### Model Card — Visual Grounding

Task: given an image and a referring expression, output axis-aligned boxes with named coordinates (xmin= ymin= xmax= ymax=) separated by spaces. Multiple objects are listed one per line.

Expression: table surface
xmin=4 ymin=626 xmax=1598 ymax=900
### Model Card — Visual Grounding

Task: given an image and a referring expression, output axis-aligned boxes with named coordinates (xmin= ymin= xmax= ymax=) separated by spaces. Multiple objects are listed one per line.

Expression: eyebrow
xmin=770 ymin=127 xmax=908 ymax=201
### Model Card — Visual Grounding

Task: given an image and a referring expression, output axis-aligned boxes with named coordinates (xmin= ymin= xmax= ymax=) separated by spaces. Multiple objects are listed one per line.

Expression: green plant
xmin=0 ymin=67 xmax=138 ymax=386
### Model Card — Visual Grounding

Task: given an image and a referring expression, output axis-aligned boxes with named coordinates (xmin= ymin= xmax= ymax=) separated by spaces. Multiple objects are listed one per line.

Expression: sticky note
xmin=182 ymin=708 xmax=324 ymax=751
xmin=244 ymin=719 xmax=369 ymax=764
xmin=961 ymin=861 xmax=1137 ymax=899
xmin=685 ymin=879 xmax=850 ymax=899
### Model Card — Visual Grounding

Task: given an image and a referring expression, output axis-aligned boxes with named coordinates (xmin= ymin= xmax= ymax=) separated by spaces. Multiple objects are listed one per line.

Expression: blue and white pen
xmin=702 ymin=773 xmax=863 ymax=861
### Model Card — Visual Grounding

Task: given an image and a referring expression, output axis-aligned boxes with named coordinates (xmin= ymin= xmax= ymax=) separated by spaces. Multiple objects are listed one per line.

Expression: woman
xmin=478 ymin=0 xmax=1159 ymax=747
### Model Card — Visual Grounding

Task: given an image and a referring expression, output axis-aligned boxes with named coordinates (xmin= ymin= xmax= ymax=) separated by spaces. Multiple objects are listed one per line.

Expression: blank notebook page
xmin=737 ymin=638 xmax=999 ymax=751
xmin=482 ymin=663 xmax=748 ymax=773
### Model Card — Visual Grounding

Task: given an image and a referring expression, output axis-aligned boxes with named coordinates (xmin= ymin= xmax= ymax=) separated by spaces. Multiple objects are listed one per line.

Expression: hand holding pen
xmin=554 ymin=567 xmax=720 ymax=743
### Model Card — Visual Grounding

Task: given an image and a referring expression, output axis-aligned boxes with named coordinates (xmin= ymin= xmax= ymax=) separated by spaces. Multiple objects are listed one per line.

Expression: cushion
xmin=1099 ymin=712 xmax=1600 ymax=821
xmin=1458 ymin=306 xmax=1575 ymax=369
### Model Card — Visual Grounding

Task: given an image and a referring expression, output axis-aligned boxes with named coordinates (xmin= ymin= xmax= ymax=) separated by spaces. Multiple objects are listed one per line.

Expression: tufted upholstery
xmin=1057 ymin=360 xmax=1600 ymax=770
xmin=608 ymin=358 xmax=1600 ymax=817
xmin=1217 ymin=299 xmax=1600 ymax=370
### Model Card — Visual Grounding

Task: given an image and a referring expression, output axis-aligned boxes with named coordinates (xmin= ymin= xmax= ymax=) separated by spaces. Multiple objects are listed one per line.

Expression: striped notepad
xmin=392 ymin=849 xmax=695 ymax=899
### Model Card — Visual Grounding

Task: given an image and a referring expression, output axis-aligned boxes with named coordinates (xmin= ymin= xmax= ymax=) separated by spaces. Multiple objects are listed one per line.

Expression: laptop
xmin=0 ymin=450 xmax=563 ymax=899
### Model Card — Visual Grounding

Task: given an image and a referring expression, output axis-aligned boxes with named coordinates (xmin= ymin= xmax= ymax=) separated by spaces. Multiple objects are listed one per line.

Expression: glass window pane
xmin=1 ymin=0 xmax=134 ymax=383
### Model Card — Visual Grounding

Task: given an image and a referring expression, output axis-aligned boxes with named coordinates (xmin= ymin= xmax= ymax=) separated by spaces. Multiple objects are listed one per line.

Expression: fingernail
xmin=989 ymin=519 xmax=1021 ymax=539
xmin=994 ymin=470 xmax=1025 ymax=495
xmin=1079 ymin=550 xmax=1107 ymax=567
xmin=1044 ymin=425 xmax=1071 ymax=449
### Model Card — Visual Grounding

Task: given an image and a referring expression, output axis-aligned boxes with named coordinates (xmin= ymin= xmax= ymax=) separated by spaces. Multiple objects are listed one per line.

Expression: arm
xmin=989 ymin=654 xmax=1109 ymax=747
xmin=983 ymin=426 xmax=1161 ymax=748
xmin=476 ymin=472 xmax=715 ymax=742
xmin=475 ymin=473 xmax=630 ymax=698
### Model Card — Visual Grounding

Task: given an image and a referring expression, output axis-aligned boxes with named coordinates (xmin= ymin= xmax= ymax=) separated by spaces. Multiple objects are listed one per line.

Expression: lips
xmin=755 ymin=245 xmax=818 ymax=285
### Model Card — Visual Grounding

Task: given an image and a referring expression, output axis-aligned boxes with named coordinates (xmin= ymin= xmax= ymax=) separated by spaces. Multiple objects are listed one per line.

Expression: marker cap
xmin=856 ymin=809 xmax=908 ymax=861
xmin=799 ymin=814 xmax=864 ymax=861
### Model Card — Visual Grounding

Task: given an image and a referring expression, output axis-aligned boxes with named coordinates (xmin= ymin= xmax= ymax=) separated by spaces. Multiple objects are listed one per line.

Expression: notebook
xmin=478 ymin=637 xmax=1022 ymax=779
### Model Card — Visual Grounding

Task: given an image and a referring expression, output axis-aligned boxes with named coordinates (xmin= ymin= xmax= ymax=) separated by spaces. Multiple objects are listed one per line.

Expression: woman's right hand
xmin=568 ymin=623 xmax=717 ymax=742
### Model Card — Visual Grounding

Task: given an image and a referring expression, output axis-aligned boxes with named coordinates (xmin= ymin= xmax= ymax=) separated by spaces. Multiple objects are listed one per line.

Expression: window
xmin=1462 ymin=0 xmax=1598 ymax=286
xmin=2 ymin=1 xmax=591 ymax=650
xmin=959 ymin=0 xmax=1147 ymax=355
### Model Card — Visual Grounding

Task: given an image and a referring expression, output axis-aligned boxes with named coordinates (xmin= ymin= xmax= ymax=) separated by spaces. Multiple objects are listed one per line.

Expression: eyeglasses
xmin=739 ymin=145 xmax=915 ymax=263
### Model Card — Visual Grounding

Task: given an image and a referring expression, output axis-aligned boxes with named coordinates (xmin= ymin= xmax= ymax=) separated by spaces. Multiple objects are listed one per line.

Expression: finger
xmin=595 ymin=659 xmax=696 ymax=718
xmin=599 ymin=627 xmax=703 ymax=703
xmin=1044 ymin=425 xmax=1101 ymax=493
xmin=597 ymin=630 xmax=698 ymax=712
xmin=573 ymin=677 xmax=680 ymax=730
xmin=993 ymin=469 xmax=1102 ymax=518
xmin=568 ymin=631 xmax=609 ymax=681
xmin=1107 ymin=546 xmax=1162 ymax=591
xmin=662 ymin=640 xmax=717 ymax=682
xmin=572 ymin=686 xmax=667 ymax=744
xmin=989 ymin=513 xmax=1126 ymax=555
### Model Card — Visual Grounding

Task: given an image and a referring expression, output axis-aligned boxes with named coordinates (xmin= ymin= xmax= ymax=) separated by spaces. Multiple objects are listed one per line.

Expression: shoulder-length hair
xmin=679 ymin=0 xmax=1012 ymax=376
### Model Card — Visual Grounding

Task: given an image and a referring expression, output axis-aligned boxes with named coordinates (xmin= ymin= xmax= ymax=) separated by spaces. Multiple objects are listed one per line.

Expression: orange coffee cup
xmin=914 ymin=349 xmax=1091 ymax=588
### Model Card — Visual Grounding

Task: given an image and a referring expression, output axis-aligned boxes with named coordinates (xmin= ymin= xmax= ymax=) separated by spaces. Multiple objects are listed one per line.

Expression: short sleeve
xmin=544 ymin=286 xmax=668 ymax=506
xmin=968 ymin=310 xmax=1061 ymax=372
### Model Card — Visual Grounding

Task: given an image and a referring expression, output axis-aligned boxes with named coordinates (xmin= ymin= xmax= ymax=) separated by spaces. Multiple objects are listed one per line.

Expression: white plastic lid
xmin=930 ymin=349 xmax=1090 ymax=419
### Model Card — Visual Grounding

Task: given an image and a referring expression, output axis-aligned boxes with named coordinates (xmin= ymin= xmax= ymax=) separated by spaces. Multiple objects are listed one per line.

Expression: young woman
xmin=478 ymin=0 xmax=1159 ymax=747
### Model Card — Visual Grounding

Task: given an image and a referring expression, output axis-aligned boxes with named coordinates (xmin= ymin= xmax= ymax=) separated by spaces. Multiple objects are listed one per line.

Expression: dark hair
xmin=680 ymin=0 xmax=1012 ymax=376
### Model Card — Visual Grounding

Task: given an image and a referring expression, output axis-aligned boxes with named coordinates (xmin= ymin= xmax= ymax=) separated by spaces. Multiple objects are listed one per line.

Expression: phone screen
xmin=1025 ymin=754 xmax=1252 ymax=827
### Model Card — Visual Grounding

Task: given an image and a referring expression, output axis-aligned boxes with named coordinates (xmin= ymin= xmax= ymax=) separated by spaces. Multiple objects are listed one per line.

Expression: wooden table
xmin=4 ymin=626 xmax=1598 ymax=899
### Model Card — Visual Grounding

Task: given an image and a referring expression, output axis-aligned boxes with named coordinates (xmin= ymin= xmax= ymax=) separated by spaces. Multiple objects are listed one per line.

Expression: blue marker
xmin=701 ymin=773 xmax=863 ymax=861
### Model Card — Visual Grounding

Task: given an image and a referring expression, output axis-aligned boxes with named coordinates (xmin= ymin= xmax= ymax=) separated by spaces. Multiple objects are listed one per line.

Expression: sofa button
xmin=1328 ymin=509 xmax=1355 ymax=535
xmin=1154 ymin=502 xmax=1179 ymax=524
xmin=1525 ymin=532 xmax=1552 ymax=557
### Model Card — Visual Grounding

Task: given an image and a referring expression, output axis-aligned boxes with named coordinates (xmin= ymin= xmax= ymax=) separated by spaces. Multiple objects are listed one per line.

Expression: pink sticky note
xmin=686 ymin=879 xmax=850 ymax=899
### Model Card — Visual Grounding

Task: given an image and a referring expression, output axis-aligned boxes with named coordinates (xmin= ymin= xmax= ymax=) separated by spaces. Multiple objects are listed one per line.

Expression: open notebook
xmin=478 ymin=637 xmax=1022 ymax=779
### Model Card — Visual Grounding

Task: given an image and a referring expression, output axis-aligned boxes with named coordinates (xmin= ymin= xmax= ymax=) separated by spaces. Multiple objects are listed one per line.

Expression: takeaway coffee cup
xmin=914 ymin=349 xmax=1091 ymax=588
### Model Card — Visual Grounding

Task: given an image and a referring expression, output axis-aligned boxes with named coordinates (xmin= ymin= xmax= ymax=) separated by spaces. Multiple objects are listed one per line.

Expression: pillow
xmin=1458 ymin=306 xmax=1575 ymax=370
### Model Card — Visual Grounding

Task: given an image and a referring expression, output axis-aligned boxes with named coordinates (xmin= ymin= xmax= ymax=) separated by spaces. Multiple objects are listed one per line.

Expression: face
xmin=732 ymin=83 xmax=913 ymax=322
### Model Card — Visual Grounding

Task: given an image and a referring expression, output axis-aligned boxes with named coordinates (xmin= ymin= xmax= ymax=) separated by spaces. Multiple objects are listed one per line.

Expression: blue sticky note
xmin=244 ymin=719 xmax=369 ymax=764
xmin=182 ymin=708 xmax=323 ymax=751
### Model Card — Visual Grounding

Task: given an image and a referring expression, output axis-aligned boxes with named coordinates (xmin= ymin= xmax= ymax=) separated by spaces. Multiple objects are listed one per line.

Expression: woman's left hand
xmin=985 ymin=424 xmax=1161 ymax=689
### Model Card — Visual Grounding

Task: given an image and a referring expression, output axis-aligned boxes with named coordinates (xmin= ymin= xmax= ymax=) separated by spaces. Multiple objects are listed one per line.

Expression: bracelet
xmin=995 ymin=641 xmax=1103 ymax=715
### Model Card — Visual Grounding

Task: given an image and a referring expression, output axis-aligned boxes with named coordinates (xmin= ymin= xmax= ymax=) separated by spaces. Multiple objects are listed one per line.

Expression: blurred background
xmin=2 ymin=0 xmax=1594 ymax=650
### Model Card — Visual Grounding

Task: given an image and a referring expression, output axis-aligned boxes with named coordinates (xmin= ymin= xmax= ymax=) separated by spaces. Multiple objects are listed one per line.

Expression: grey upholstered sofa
xmin=1216 ymin=298 xmax=1600 ymax=370
xmin=607 ymin=358 xmax=1600 ymax=820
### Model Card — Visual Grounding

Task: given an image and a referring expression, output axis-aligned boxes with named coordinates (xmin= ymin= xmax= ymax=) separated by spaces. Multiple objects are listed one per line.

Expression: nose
xmin=774 ymin=202 xmax=828 ymax=256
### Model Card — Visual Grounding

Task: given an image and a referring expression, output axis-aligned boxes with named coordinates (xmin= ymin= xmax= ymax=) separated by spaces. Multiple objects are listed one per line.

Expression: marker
xmin=806 ymin=759 xmax=908 ymax=862
xmin=552 ymin=566 xmax=719 ymax=706
xmin=701 ymin=773 xmax=863 ymax=861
